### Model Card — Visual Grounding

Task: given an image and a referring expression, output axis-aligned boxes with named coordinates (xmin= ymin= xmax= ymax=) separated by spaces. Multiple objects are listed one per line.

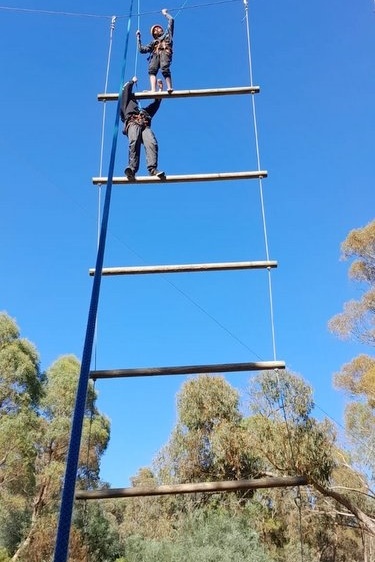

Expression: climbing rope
xmin=133 ymin=0 xmax=141 ymax=76
xmin=52 ymin=2 xmax=135 ymax=561
xmin=84 ymin=20 xmax=118 ymax=557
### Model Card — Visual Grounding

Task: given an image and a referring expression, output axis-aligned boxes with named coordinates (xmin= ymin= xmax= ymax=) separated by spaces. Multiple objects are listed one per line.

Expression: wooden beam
xmin=76 ymin=476 xmax=308 ymax=500
xmin=92 ymin=170 xmax=267 ymax=185
xmin=89 ymin=260 xmax=278 ymax=277
xmin=98 ymin=85 xmax=260 ymax=102
xmin=90 ymin=361 xmax=285 ymax=380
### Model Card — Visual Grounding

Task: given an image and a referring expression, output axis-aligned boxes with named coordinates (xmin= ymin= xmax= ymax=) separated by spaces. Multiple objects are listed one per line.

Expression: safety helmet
xmin=150 ymin=24 xmax=163 ymax=37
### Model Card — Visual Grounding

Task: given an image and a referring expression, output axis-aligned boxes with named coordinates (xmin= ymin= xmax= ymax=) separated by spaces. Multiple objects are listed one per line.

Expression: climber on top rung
xmin=136 ymin=8 xmax=175 ymax=93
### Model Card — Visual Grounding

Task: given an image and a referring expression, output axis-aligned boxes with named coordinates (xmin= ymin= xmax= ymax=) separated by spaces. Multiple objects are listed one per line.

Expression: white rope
xmin=97 ymin=16 xmax=117 ymax=244
xmin=94 ymin=16 xmax=117 ymax=371
xmin=133 ymin=0 xmax=141 ymax=76
xmin=243 ymin=0 xmax=277 ymax=361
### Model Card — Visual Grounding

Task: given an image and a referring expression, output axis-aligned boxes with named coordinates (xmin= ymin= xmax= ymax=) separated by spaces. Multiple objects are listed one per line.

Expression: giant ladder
xmin=53 ymin=5 xmax=307 ymax=561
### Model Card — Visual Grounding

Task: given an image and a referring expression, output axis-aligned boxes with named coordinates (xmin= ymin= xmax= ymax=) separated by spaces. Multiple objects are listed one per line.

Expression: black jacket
xmin=120 ymin=80 xmax=161 ymax=130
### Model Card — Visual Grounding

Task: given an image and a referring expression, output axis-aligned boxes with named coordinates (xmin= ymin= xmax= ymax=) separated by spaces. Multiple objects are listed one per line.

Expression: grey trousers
xmin=127 ymin=123 xmax=158 ymax=173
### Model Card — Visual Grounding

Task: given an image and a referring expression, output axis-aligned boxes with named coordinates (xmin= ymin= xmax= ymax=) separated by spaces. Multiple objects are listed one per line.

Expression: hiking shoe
xmin=125 ymin=167 xmax=135 ymax=181
xmin=149 ymin=169 xmax=166 ymax=179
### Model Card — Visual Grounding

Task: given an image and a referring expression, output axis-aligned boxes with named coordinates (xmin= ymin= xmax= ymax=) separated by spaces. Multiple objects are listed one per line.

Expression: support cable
xmin=0 ymin=0 xmax=241 ymax=19
xmin=243 ymin=0 xmax=277 ymax=361
xmin=174 ymin=0 xmax=191 ymax=19
xmin=244 ymin=4 xmax=304 ymax=557
xmin=52 ymin=2 xmax=134 ymax=560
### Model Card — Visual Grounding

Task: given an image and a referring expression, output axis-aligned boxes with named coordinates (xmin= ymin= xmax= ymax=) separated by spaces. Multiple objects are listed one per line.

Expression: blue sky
xmin=1 ymin=0 xmax=374 ymax=488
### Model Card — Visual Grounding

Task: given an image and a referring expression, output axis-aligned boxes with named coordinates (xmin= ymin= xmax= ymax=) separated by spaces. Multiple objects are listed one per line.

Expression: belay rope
xmin=52 ymin=2 xmax=135 ymax=561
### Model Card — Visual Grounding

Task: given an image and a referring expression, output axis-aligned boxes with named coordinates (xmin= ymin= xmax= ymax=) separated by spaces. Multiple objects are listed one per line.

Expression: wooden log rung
xmin=98 ymin=85 xmax=260 ymax=102
xmin=89 ymin=260 xmax=278 ymax=277
xmin=90 ymin=361 xmax=285 ymax=380
xmin=75 ymin=476 xmax=308 ymax=500
xmin=93 ymin=170 xmax=267 ymax=185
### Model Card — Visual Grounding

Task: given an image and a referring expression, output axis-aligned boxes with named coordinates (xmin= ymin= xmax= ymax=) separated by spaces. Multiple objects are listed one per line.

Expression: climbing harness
xmin=126 ymin=110 xmax=151 ymax=130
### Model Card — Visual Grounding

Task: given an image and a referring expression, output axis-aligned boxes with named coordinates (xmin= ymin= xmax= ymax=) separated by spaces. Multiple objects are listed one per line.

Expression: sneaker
xmin=149 ymin=168 xmax=166 ymax=179
xmin=167 ymin=88 xmax=173 ymax=94
xmin=124 ymin=167 xmax=135 ymax=181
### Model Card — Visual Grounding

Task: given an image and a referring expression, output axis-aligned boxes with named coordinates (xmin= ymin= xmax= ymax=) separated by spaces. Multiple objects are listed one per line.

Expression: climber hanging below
xmin=120 ymin=76 xmax=166 ymax=181
xmin=136 ymin=8 xmax=174 ymax=93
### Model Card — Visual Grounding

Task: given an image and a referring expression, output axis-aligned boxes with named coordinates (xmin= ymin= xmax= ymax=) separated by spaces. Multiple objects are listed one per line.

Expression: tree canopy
xmin=329 ymin=221 xmax=375 ymax=479
xmin=0 ymin=312 xmax=110 ymax=562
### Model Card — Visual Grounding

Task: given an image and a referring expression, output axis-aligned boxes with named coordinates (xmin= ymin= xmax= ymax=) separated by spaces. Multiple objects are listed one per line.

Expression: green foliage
xmin=0 ymin=548 xmax=10 ymax=562
xmin=341 ymin=220 xmax=375 ymax=284
xmin=157 ymin=375 xmax=260 ymax=484
xmin=334 ymin=354 xmax=375 ymax=403
xmin=246 ymin=371 xmax=336 ymax=482
xmin=0 ymin=313 xmax=111 ymax=560
xmin=74 ymin=503 xmax=124 ymax=562
xmin=345 ymin=401 xmax=375 ymax=476
xmin=0 ymin=506 xmax=29 ymax=555
xmin=329 ymin=219 xmax=375 ymax=345
xmin=0 ymin=312 xmax=42 ymax=412
xmin=123 ymin=510 xmax=274 ymax=562
xmin=248 ymin=370 xmax=314 ymax=422
xmin=177 ymin=375 xmax=241 ymax=430
xmin=329 ymin=221 xmax=375 ymax=480
xmin=0 ymin=310 xmax=373 ymax=558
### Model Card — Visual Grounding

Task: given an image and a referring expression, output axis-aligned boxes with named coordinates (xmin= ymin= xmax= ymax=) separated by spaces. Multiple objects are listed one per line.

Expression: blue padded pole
xmin=52 ymin=3 xmax=134 ymax=561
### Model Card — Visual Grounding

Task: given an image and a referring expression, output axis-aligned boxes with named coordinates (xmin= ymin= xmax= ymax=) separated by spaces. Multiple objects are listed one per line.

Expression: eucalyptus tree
xmin=11 ymin=354 xmax=110 ymax=561
xmin=246 ymin=370 xmax=375 ymax=542
xmin=329 ymin=220 xmax=375 ymax=481
xmin=0 ymin=312 xmax=42 ymax=556
xmin=0 ymin=313 xmax=111 ymax=561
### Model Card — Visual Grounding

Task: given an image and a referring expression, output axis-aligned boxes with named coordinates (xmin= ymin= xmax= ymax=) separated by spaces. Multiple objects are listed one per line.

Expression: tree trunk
xmin=11 ymin=480 xmax=49 ymax=561
xmin=311 ymin=478 xmax=375 ymax=537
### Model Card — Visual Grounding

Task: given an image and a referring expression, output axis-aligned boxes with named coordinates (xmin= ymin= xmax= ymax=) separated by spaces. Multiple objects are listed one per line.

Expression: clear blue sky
xmin=1 ymin=0 xmax=374 ymax=487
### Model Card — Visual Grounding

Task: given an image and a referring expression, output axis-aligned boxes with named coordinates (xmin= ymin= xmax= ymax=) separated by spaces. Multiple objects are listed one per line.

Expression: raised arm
xmin=120 ymin=77 xmax=136 ymax=122
xmin=162 ymin=8 xmax=174 ymax=37
xmin=136 ymin=30 xmax=153 ymax=53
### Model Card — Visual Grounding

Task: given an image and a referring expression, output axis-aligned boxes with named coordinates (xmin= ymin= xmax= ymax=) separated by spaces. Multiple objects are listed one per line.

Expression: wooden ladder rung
xmin=98 ymin=85 xmax=260 ymax=102
xmin=76 ymin=476 xmax=307 ymax=500
xmin=93 ymin=170 xmax=267 ymax=185
xmin=90 ymin=361 xmax=285 ymax=380
xmin=89 ymin=260 xmax=278 ymax=277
